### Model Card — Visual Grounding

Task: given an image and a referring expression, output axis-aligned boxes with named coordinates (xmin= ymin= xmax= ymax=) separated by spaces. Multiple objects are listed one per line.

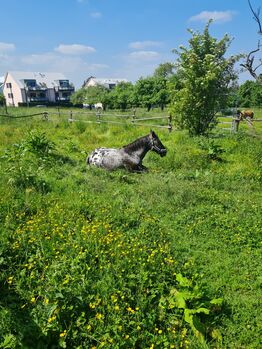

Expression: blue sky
xmin=0 ymin=0 xmax=260 ymax=87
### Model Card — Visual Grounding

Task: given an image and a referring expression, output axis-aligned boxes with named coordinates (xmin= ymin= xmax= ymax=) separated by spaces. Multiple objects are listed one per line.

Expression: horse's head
xmin=149 ymin=130 xmax=167 ymax=157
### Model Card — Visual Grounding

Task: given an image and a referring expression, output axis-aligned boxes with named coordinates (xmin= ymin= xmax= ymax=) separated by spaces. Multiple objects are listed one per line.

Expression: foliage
xmin=237 ymin=80 xmax=262 ymax=107
xmin=71 ymin=86 xmax=109 ymax=107
xmin=154 ymin=62 xmax=175 ymax=79
xmin=0 ymin=93 xmax=5 ymax=106
xmin=169 ymin=21 xmax=240 ymax=136
xmin=134 ymin=77 xmax=170 ymax=111
xmin=197 ymin=137 xmax=224 ymax=161
xmin=107 ymin=82 xmax=135 ymax=110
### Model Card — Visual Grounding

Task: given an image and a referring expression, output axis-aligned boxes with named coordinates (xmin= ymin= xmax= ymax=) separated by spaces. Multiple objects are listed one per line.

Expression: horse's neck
xmin=123 ymin=137 xmax=151 ymax=160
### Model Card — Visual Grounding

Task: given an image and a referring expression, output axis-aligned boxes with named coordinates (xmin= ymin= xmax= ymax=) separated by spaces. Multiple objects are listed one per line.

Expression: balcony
xmin=54 ymin=85 xmax=74 ymax=91
xmin=25 ymin=85 xmax=47 ymax=91
xmin=28 ymin=97 xmax=48 ymax=102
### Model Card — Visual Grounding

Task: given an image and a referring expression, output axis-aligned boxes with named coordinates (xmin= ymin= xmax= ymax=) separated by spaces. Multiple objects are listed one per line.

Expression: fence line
xmin=1 ymin=108 xmax=261 ymax=134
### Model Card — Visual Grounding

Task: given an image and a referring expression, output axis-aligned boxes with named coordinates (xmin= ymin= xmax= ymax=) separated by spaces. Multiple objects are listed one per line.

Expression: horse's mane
xmin=123 ymin=134 xmax=150 ymax=153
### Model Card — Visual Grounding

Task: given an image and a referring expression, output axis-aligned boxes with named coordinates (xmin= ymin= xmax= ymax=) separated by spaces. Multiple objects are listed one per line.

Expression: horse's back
xmin=87 ymin=148 xmax=126 ymax=170
xmin=241 ymin=110 xmax=254 ymax=118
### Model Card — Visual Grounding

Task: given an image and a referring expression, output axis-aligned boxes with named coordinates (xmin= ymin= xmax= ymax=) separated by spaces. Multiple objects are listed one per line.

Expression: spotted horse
xmin=87 ymin=130 xmax=167 ymax=172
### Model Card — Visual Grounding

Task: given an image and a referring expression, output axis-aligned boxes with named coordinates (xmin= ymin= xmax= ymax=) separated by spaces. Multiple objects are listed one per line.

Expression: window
xmin=6 ymin=83 xmax=12 ymax=88
xmin=8 ymin=93 xmax=13 ymax=99
xmin=59 ymin=80 xmax=69 ymax=88
xmin=24 ymin=80 xmax=36 ymax=88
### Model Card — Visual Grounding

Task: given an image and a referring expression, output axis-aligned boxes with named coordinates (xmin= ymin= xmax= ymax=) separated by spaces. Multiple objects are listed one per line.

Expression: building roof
xmin=93 ymin=78 xmax=128 ymax=85
xmin=83 ymin=76 xmax=128 ymax=88
xmin=5 ymin=71 xmax=70 ymax=89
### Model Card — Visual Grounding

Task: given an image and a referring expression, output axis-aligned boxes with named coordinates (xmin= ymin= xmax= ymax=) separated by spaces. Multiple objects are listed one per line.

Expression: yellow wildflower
xmin=59 ymin=330 xmax=67 ymax=337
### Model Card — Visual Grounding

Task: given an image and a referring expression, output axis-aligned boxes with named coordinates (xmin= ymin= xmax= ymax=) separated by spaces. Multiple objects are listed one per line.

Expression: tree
xmin=70 ymin=85 xmax=109 ymax=107
xmin=169 ymin=22 xmax=240 ymax=136
xmin=240 ymin=1 xmax=262 ymax=81
xmin=0 ymin=93 xmax=5 ymax=106
xmin=70 ymin=88 xmax=87 ymax=105
xmin=134 ymin=77 xmax=156 ymax=111
xmin=154 ymin=62 xmax=175 ymax=79
xmin=109 ymin=82 xmax=134 ymax=111
xmin=237 ymin=80 xmax=262 ymax=106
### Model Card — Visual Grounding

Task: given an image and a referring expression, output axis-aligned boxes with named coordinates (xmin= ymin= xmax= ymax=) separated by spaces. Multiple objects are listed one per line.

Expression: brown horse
xmin=237 ymin=109 xmax=254 ymax=120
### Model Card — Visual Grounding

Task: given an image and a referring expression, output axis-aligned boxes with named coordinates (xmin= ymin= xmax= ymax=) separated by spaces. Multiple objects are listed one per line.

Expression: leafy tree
xmin=134 ymin=76 xmax=170 ymax=111
xmin=237 ymin=80 xmax=262 ymax=106
xmin=71 ymin=86 xmax=109 ymax=107
xmin=0 ymin=93 xmax=5 ymax=106
xmin=70 ymin=88 xmax=87 ymax=105
xmin=151 ymin=77 xmax=170 ymax=111
xmin=109 ymin=82 xmax=134 ymax=110
xmin=169 ymin=22 xmax=240 ymax=135
xmin=154 ymin=62 xmax=175 ymax=79
xmin=134 ymin=77 xmax=156 ymax=111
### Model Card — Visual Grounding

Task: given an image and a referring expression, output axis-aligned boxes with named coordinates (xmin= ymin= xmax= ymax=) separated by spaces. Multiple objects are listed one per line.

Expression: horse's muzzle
xmin=160 ymin=149 xmax=167 ymax=157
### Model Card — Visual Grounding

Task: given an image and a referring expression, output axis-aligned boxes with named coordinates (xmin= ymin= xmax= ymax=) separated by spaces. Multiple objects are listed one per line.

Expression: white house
xmin=3 ymin=71 xmax=75 ymax=106
xmin=82 ymin=76 xmax=128 ymax=90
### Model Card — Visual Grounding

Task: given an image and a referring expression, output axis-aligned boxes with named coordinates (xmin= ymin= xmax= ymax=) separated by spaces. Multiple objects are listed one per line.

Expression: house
xmin=0 ymin=76 xmax=4 ymax=93
xmin=82 ymin=76 xmax=128 ymax=90
xmin=3 ymin=71 xmax=75 ymax=106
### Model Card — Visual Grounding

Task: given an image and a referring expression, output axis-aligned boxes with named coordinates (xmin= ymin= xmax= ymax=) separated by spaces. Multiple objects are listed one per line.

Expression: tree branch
xmin=240 ymin=41 xmax=262 ymax=79
xmin=248 ymin=0 xmax=262 ymax=34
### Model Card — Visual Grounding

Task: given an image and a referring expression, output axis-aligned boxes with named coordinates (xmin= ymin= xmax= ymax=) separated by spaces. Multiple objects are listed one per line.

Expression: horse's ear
xmin=150 ymin=130 xmax=156 ymax=137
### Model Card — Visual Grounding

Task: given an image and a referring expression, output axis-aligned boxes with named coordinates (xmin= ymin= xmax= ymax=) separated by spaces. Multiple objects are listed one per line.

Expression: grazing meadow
xmin=0 ymin=108 xmax=261 ymax=348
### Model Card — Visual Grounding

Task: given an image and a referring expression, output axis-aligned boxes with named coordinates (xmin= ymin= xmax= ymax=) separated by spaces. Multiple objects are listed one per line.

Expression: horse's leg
xmin=123 ymin=160 xmax=144 ymax=172
xmin=138 ymin=164 xmax=148 ymax=172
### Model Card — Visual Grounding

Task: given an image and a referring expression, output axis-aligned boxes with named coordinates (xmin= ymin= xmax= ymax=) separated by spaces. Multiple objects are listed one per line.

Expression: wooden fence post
xmin=68 ymin=110 xmax=73 ymax=123
xmin=168 ymin=114 xmax=172 ymax=133
xmin=231 ymin=116 xmax=240 ymax=133
xmin=96 ymin=110 xmax=101 ymax=123
xmin=132 ymin=108 xmax=136 ymax=124
xmin=43 ymin=111 xmax=48 ymax=121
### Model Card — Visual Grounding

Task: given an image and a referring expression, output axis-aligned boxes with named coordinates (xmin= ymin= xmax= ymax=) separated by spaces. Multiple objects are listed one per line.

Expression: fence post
xmin=68 ymin=110 xmax=73 ymax=123
xmin=168 ymin=114 xmax=172 ymax=133
xmin=43 ymin=111 xmax=48 ymax=121
xmin=132 ymin=108 xmax=136 ymax=124
xmin=232 ymin=118 xmax=240 ymax=133
xmin=96 ymin=110 xmax=101 ymax=123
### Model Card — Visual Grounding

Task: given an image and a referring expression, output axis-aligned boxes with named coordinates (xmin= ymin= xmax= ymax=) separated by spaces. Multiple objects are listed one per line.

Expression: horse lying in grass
xmin=87 ymin=130 xmax=167 ymax=172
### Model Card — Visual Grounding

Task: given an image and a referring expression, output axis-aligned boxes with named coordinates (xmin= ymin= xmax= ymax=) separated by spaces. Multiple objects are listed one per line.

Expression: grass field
xmin=0 ymin=107 xmax=261 ymax=348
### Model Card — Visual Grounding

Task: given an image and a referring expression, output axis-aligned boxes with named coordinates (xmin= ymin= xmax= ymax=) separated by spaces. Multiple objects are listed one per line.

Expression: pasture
xmin=0 ymin=108 xmax=261 ymax=348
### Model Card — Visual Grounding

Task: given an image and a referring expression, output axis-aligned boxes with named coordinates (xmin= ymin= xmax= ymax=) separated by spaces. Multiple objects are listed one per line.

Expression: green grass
xmin=0 ymin=108 xmax=261 ymax=348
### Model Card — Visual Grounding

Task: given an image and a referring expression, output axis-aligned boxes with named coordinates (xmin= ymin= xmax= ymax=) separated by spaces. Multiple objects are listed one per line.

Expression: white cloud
xmin=128 ymin=51 xmax=160 ymax=61
xmin=189 ymin=11 xmax=236 ymax=24
xmin=0 ymin=42 xmax=16 ymax=53
xmin=90 ymin=12 xmax=102 ymax=19
xmin=128 ymin=41 xmax=162 ymax=50
xmin=54 ymin=44 xmax=96 ymax=55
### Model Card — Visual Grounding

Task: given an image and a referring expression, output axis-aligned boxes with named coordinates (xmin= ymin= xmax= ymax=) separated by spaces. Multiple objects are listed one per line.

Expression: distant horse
xmin=87 ymin=130 xmax=167 ymax=172
xmin=237 ymin=109 xmax=254 ymax=120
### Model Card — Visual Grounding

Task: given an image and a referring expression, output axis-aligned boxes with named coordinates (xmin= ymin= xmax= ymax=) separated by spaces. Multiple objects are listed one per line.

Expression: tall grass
xmin=0 ymin=110 xmax=261 ymax=348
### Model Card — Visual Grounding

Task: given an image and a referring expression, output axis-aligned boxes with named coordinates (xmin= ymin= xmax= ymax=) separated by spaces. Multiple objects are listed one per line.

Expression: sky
xmin=0 ymin=0 xmax=261 ymax=87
